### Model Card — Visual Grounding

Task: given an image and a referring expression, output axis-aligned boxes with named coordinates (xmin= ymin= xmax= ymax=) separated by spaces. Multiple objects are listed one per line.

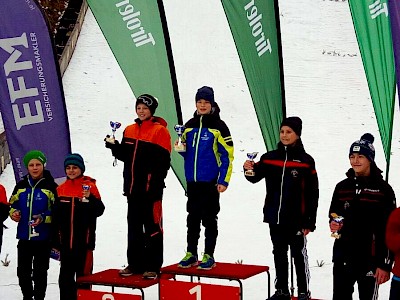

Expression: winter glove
xmin=104 ymin=135 xmax=119 ymax=149
xmin=153 ymin=200 xmax=162 ymax=224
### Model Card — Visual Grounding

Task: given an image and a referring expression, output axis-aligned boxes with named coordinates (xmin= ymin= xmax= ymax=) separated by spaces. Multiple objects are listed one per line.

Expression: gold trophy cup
xmin=330 ymin=213 xmax=344 ymax=239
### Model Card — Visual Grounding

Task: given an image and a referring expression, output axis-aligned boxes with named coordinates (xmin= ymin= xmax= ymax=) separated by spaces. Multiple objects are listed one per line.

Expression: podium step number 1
xmin=159 ymin=279 xmax=240 ymax=300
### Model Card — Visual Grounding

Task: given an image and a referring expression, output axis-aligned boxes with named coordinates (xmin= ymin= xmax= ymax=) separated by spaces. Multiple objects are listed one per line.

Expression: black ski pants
xmin=126 ymin=195 xmax=163 ymax=273
xmin=269 ymin=224 xmax=310 ymax=295
xmin=333 ymin=262 xmax=379 ymax=300
xmin=59 ymin=247 xmax=93 ymax=300
xmin=186 ymin=181 xmax=220 ymax=258
xmin=17 ymin=239 xmax=51 ymax=300
xmin=389 ymin=277 xmax=400 ymax=300
xmin=0 ymin=224 xmax=4 ymax=255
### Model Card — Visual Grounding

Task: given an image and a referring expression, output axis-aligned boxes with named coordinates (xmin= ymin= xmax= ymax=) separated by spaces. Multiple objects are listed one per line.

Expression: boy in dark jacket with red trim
xmin=329 ymin=133 xmax=396 ymax=300
xmin=105 ymin=94 xmax=171 ymax=279
xmin=54 ymin=153 xmax=105 ymax=300
xmin=243 ymin=117 xmax=319 ymax=300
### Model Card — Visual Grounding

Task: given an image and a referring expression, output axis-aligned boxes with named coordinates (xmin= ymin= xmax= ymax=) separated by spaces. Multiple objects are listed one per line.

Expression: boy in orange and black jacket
xmin=54 ymin=153 xmax=105 ymax=300
xmin=105 ymin=94 xmax=171 ymax=279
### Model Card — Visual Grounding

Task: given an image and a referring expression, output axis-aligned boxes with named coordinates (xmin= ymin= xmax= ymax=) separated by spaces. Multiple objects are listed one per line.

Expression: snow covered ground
xmin=1 ymin=0 xmax=400 ymax=299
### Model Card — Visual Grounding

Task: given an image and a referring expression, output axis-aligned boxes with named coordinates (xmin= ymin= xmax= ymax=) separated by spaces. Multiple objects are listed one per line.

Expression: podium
xmin=76 ymin=269 xmax=173 ymax=299
xmin=160 ymin=262 xmax=270 ymax=300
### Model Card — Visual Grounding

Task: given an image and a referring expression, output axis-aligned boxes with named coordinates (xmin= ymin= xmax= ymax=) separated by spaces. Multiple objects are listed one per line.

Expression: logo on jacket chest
xmin=291 ymin=169 xmax=299 ymax=178
xmin=201 ymin=132 xmax=210 ymax=141
xmin=34 ymin=194 xmax=44 ymax=202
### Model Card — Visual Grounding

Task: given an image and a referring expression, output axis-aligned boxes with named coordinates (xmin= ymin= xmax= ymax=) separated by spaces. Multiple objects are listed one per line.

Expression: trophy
xmin=330 ymin=213 xmax=344 ymax=239
xmin=82 ymin=184 xmax=90 ymax=202
xmin=29 ymin=219 xmax=39 ymax=237
xmin=174 ymin=124 xmax=186 ymax=152
xmin=244 ymin=152 xmax=258 ymax=176
xmin=108 ymin=121 xmax=121 ymax=166
xmin=110 ymin=121 xmax=121 ymax=139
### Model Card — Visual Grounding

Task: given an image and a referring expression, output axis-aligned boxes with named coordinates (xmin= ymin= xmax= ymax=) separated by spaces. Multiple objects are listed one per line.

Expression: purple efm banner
xmin=0 ymin=0 xmax=71 ymax=182
xmin=389 ymin=0 xmax=400 ymax=106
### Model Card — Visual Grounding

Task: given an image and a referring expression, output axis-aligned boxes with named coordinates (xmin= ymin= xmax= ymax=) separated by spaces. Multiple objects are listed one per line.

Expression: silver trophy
xmin=82 ymin=184 xmax=90 ymax=202
xmin=110 ymin=121 xmax=121 ymax=139
xmin=330 ymin=213 xmax=344 ymax=239
xmin=174 ymin=125 xmax=186 ymax=152
xmin=109 ymin=121 xmax=121 ymax=166
xmin=245 ymin=152 xmax=258 ymax=176
xmin=29 ymin=219 xmax=39 ymax=237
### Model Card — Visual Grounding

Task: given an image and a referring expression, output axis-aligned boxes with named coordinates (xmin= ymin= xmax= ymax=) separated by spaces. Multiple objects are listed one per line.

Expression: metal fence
xmin=0 ymin=132 xmax=10 ymax=175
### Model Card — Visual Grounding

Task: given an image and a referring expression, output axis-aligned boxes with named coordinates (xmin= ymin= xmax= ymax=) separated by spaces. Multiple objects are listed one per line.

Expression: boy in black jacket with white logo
xmin=329 ymin=133 xmax=396 ymax=300
xmin=244 ymin=117 xmax=319 ymax=300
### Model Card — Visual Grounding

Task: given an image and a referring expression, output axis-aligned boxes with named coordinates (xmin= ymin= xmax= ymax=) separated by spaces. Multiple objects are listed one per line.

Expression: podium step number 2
xmin=159 ymin=279 xmax=240 ymax=300
xmin=78 ymin=289 xmax=141 ymax=300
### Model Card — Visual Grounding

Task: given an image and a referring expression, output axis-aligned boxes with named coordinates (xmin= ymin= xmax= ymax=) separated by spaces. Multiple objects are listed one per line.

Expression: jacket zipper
xmin=28 ymin=177 xmax=44 ymax=240
xmin=277 ymin=146 xmax=288 ymax=224
xmin=129 ymin=131 xmax=140 ymax=193
xmin=193 ymin=116 xmax=203 ymax=182
xmin=70 ymin=197 xmax=75 ymax=249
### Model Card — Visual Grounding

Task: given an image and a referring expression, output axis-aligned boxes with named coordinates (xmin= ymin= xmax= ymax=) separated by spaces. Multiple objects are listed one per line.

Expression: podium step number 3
xmin=159 ymin=279 xmax=240 ymax=300
xmin=78 ymin=289 xmax=141 ymax=300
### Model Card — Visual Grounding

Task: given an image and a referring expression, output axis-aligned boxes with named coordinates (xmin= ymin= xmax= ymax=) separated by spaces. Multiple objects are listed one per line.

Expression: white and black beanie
xmin=349 ymin=133 xmax=375 ymax=162
xmin=136 ymin=94 xmax=158 ymax=115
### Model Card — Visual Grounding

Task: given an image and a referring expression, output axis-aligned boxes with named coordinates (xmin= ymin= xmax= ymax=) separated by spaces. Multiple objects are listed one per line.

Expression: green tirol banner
xmin=86 ymin=0 xmax=186 ymax=190
xmin=348 ymin=0 xmax=395 ymax=174
xmin=221 ymin=0 xmax=285 ymax=151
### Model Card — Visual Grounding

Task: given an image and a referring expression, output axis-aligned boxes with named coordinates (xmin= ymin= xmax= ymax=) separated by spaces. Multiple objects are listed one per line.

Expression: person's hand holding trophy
xmin=29 ymin=214 xmax=42 ymax=237
xmin=244 ymin=152 xmax=258 ymax=176
xmin=174 ymin=124 xmax=186 ymax=152
xmin=330 ymin=213 xmax=344 ymax=239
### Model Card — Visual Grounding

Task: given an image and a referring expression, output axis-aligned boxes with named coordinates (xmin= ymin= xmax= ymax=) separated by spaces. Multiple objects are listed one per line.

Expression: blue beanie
xmin=64 ymin=153 xmax=85 ymax=173
xmin=195 ymin=86 xmax=215 ymax=104
xmin=349 ymin=133 xmax=375 ymax=162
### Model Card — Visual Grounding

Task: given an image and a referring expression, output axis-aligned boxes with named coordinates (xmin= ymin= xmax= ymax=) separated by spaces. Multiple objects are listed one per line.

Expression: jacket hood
xmin=277 ymin=138 xmax=306 ymax=154
xmin=135 ymin=116 xmax=168 ymax=128
xmin=24 ymin=169 xmax=55 ymax=182
xmin=345 ymin=161 xmax=383 ymax=179
xmin=192 ymin=101 xmax=221 ymax=118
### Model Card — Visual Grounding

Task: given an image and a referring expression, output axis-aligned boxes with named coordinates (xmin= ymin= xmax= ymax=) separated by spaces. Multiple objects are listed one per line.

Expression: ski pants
xmin=17 ymin=239 xmax=51 ymax=300
xmin=0 ymin=224 xmax=3 ymax=255
xmin=186 ymin=181 xmax=220 ymax=258
xmin=269 ymin=224 xmax=310 ymax=295
xmin=389 ymin=276 xmax=400 ymax=300
xmin=126 ymin=195 xmax=163 ymax=273
xmin=332 ymin=261 xmax=379 ymax=300
xmin=59 ymin=247 xmax=93 ymax=300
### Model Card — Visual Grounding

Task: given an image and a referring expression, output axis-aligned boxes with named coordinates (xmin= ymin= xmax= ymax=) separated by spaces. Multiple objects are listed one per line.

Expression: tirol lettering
xmin=115 ymin=0 xmax=156 ymax=47
xmin=244 ymin=0 xmax=272 ymax=57
xmin=369 ymin=0 xmax=388 ymax=19
xmin=0 ymin=32 xmax=45 ymax=130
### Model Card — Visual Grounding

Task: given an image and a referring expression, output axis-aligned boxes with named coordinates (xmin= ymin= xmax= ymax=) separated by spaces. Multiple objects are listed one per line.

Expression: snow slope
xmin=1 ymin=0 xmax=399 ymax=299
